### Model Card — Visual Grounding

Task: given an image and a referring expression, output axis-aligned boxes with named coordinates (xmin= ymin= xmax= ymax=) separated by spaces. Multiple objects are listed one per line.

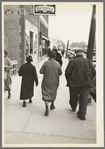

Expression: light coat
xmin=40 ymin=58 xmax=62 ymax=102
xmin=4 ymin=57 xmax=12 ymax=92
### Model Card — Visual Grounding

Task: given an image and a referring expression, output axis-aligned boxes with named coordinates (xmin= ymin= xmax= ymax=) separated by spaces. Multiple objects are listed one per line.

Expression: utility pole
xmin=87 ymin=5 xmax=96 ymax=60
xmin=87 ymin=5 xmax=96 ymax=104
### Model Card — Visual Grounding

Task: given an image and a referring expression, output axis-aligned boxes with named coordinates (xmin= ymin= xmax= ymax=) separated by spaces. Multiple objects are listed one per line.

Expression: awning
xmin=41 ymin=34 xmax=50 ymax=41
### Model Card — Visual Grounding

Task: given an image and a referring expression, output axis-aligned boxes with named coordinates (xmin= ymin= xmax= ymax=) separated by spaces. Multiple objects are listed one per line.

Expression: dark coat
xmin=18 ymin=63 xmax=38 ymax=100
xmin=55 ymin=53 xmax=63 ymax=66
xmin=65 ymin=57 xmax=96 ymax=88
xmin=89 ymin=75 xmax=96 ymax=102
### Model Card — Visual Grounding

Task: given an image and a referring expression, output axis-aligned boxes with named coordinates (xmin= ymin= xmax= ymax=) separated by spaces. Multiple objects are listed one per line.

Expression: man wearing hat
xmin=18 ymin=55 xmax=38 ymax=107
xmin=65 ymin=52 xmax=96 ymax=120
xmin=40 ymin=50 xmax=62 ymax=116
xmin=67 ymin=50 xmax=76 ymax=60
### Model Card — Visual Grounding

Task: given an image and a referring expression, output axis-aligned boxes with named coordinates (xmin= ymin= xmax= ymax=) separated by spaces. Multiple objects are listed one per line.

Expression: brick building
xmin=4 ymin=5 xmax=49 ymax=70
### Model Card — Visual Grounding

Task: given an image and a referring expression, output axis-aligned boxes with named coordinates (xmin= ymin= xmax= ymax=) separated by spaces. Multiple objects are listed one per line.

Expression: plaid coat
xmin=65 ymin=57 xmax=96 ymax=88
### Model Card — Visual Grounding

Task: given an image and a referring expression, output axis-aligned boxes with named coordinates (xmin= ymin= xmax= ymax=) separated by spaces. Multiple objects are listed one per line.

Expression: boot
xmin=29 ymin=98 xmax=32 ymax=103
xmin=50 ymin=102 xmax=55 ymax=110
xmin=23 ymin=101 xmax=26 ymax=107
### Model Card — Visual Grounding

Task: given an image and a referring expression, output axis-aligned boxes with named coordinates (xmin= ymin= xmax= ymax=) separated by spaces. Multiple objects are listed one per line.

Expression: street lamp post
xmin=87 ymin=5 xmax=96 ymax=104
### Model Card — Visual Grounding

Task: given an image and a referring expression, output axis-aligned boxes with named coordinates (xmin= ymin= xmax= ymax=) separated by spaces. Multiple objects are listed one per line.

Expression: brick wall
xmin=24 ymin=5 xmax=39 ymax=28
xmin=4 ymin=5 xmax=21 ymax=69
xmin=4 ymin=5 xmax=40 ymax=70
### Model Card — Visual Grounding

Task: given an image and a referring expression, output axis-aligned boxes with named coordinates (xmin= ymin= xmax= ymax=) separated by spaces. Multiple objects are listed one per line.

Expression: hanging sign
xmin=33 ymin=5 xmax=56 ymax=15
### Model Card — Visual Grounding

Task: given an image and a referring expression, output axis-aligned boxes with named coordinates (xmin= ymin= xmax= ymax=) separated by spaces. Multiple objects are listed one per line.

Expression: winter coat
xmin=65 ymin=57 xmax=96 ymax=88
xmin=18 ymin=63 xmax=38 ymax=100
xmin=55 ymin=53 xmax=63 ymax=66
xmin=40 ymin=58 xmax=62 ymax=102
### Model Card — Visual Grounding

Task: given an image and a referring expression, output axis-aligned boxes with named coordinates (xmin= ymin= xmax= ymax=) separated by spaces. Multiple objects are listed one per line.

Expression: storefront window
xmin=42 ymin=40 xmax=45 ymax=56
xmin=25 ymin=31 xmax=30 ymax=56
xmin=34 ymin=34 xmax=37 ymax=54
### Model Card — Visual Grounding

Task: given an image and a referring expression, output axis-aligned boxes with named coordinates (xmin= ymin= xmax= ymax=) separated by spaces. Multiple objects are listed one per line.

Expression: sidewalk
xmin=3 ymin=56 xmax=96 ymax=147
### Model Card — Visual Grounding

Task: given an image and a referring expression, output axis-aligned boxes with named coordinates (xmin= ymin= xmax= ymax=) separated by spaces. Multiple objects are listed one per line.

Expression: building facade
xmin=39 ymin=15 xmax=50 ymax=57
xmin=4 ymin=5 xmax=49 ymax=70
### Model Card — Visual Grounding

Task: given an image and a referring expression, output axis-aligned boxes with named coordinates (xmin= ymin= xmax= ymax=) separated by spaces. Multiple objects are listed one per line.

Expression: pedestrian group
xmin=4 ymin=49 xmax=96 ymax=120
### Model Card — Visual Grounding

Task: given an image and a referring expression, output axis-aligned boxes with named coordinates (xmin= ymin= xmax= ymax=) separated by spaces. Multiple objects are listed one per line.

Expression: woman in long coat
xmin=4 ymin=50 xmax=12 ymax=99
xmin=40 ymin=51 xmax=62 ymax=116
xmin=18 ymin=55 xmax=38 ymax=107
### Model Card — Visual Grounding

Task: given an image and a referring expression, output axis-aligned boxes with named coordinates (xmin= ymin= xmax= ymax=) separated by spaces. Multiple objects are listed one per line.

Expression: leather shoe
xmin=50 ymin=104 xmax=55 ymax=110
xmin=29 ymin=99 xmax=32 ymax=103
xmin=45 ymin=110 xmax=49 ymax=116
xmin=77 ymin=115 xmax=86 ymax=120
xmin=23 ymin=101 xmax=26 ymax=107
xmin=72 ymin=109 xmax=75 ymax=112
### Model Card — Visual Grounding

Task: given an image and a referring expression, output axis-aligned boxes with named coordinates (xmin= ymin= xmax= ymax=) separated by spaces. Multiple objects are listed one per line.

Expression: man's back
xmin=65 ymin=57 xmax=95 ymax=87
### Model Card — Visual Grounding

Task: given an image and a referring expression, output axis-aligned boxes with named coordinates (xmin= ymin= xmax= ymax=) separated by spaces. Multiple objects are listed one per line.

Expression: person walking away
xmin=18 ymin=55 xmax=38 ymax=107
xmin=65 ymin=52 xmax=96 ymax=120
xmin=61 ymin=49 xmax=65 ymax=57
xmin=40 ymin=51 xmax=62 ymax=116
xmin=65 ymin=51 xmax=75 ymax=87
xmin=47 ymin=47 xmax=51 ymax=57
xmin=4 ymin=50 xmax=12 ymax=99
xmin=53 ymin=48 xmax=63 ymax=67
xmin=67 ymin=50 xmax=76 ymax=60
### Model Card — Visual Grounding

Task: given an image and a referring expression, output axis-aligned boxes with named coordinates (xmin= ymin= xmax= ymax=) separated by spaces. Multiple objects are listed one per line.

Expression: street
xmin=3 ymin=56 xmax=96 ymax=146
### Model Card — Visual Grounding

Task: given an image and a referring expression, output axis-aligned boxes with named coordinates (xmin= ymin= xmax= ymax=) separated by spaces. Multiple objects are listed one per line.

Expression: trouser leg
xmin=78 ymin=86 xmax=89 ymax=118
xmin=69 ymin=87 xmax=79 ymax=110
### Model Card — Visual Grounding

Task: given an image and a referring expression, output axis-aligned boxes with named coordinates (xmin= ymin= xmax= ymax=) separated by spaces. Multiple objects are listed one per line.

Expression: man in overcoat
xmin=65 ymin=52 xmax=96 ymax=120
xmin=18 ymin=55 xmax=38 ymax=107
xmin=53 ymin=48 xmax=63 ymax=67
xmin=40 ymin=51 xmax=62 ymax=116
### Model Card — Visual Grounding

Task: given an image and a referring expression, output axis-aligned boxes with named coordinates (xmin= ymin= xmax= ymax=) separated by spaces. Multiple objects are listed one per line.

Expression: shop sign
xmin=33 ymin=5 xmax=56 ymax=15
